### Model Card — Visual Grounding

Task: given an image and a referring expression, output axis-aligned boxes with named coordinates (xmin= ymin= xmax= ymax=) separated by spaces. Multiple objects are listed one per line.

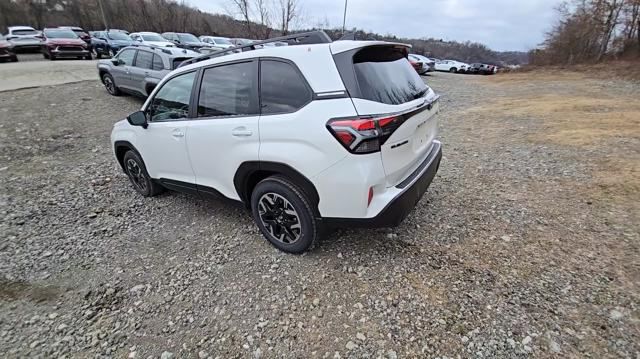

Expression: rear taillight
xmin=327 ymin=114 xmax=404 ymax=154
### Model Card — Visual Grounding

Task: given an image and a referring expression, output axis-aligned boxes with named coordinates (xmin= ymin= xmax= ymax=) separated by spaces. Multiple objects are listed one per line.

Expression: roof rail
xmin=129 ymin=43 xmax=173 ymax=55
xmin=178 ymin=30 xmax=332 ymax=68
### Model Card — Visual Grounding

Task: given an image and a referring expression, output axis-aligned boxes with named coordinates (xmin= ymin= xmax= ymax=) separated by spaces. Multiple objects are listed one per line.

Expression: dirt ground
xmin=0 ymin=70 xmax=638 ymax=358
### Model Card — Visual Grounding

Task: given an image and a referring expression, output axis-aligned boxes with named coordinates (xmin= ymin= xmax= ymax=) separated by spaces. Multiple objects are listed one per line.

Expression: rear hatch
xmin=331 ymin=44 xmax=439 ymax=187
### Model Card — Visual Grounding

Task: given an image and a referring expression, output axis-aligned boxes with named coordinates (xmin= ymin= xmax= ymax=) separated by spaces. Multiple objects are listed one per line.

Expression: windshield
xmin=142 ymin=34 xmax=165 ymax=42
xmin=44 ymin=30 xmax=78 ymax=39
xmin=107 ymin=32 xmax=131 ymax=41
xmin=213 ymin=37 xmax=232 ymax=45
xmin=177 ymin=33 xmax=199 ymax=42
xmin=352 ymin=47 xmax=428 ymax=105
xmin=72 ymin=30 xmax=87 ymax=36
xmin=13 ymin=29 xmax=39 ymax=36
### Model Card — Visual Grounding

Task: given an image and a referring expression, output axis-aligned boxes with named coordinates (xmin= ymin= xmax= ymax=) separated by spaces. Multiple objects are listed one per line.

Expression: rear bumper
xmin=323 ymin=140 xmax=442 ymax=228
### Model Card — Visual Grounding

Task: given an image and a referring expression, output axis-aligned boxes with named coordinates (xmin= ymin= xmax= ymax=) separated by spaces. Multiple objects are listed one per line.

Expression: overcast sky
xmin=187 ymin=0 xmax=560 ymax=51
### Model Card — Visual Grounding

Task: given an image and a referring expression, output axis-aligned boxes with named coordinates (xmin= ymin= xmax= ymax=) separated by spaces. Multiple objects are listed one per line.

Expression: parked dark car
xmin=0 ymin=35 xmax=18 ymax=62
xmin=90 ymin=30 xmax=135 ymax=58
xmin=469 ymin=63 xmax=496 ymax=75
xmin=41 ymin=28 xmax=91 ymax=60
xmin=161 ymin=32 xmax=208 ymax=52
xmin=58 ymin=26 xmax=91 ymax=45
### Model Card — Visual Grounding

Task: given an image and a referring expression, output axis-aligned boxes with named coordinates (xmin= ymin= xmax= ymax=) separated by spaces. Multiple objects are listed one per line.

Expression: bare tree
xmin=277 ymin=0 xmax=298 ymax=35
xmin=229 ymin=0 xmax=253 ymax=36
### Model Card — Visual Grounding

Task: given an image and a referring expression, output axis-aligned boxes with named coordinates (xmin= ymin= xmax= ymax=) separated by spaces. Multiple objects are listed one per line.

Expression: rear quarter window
xmin=260 ymin=60 xmax=312 ymax=114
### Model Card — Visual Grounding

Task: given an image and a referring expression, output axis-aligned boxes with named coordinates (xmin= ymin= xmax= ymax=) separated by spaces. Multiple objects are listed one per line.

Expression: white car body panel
xmin=130 ymin=32 xmax=176 ymax=47
xmin=187 ymin=115 xmax=260 ymax=200
xmin=435 ymin=60 xmax=469 ymax=72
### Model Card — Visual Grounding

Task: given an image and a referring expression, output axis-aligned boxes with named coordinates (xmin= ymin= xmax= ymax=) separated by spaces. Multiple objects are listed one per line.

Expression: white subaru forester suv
xmin=111 ymin=31 xmax=442 ymax=253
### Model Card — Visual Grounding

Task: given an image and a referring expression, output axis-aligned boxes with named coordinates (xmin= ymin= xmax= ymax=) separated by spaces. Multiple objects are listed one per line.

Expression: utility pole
xmin=342 ymin=0 xmax=348 ymax=35
xmin=97 ymin=0 xmax=109 ymax=30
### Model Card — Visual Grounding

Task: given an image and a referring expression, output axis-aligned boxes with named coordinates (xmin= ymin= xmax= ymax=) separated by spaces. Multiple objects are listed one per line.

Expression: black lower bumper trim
xmin=323 ymin=141 xmax=442 ymax=228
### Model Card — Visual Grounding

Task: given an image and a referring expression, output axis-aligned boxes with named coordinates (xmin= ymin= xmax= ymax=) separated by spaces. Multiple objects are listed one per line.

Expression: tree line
xmin=531 ymin=0 xmax=640 ymax=65
xmin=0 ymin=0 xmax=527 ymax=65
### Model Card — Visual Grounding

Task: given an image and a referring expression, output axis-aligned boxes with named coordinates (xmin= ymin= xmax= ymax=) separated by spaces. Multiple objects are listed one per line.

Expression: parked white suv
xmin=111 ymin=31 xmax=442 ymax=253
xmin=435 ymin=59 xmax=469 ymax=73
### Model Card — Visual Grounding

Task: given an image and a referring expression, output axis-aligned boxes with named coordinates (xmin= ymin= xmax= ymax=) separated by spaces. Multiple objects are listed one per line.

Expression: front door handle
xmin=171 ymin=129 xmax=185 ymax=138
xmin=231 ymin=127 xmax=253 ymax=137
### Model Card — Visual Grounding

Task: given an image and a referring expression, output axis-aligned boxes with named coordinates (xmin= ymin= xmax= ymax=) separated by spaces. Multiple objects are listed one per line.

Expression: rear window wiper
xmin=413 ymin=89 xmax=427 ymax=99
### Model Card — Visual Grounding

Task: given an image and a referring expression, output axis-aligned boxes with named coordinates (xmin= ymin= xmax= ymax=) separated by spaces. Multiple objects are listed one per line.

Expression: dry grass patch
xmin=479 ymin=94 xmax=640 ymax=147
xmin=463 ymin=81 xmax=640 ymax=204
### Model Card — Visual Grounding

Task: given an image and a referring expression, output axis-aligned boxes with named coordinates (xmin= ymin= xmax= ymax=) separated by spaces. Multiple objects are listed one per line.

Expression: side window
xmin=117 ymin=49 xmax=136 ymax=66
xmin=197 ymin=61 xmax=257 ymax=117
xmin=148 ymin=71 xmax=196 ymax=122
xmin=152 ymin=54 xmax=164 ymax=71
xmin=260 ymin=60 xmax=312 ymax=114
xmin=134 ymin=50 xmax=153 ymax=69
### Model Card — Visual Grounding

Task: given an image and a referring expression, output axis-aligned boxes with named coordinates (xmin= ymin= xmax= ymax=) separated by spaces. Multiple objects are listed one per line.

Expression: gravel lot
xmin=0 ymin=71 xmax=638 ymax=358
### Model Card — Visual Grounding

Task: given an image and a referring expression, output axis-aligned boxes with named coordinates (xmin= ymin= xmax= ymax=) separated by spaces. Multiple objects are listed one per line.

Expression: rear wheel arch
xmin=234 ymin=162 xmax=320 ymax=216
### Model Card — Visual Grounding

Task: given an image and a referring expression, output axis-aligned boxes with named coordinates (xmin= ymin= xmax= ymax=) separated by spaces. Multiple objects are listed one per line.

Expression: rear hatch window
xmin=352 ymin=47 xmax=427 ymax=105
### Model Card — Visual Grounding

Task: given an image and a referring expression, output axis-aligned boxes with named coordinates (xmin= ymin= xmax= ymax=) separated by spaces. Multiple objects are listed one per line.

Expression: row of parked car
xmin=407 ymin=56 xmax=498 ymax=75
xmin=0 ymin=25 xmax=281 ymax=62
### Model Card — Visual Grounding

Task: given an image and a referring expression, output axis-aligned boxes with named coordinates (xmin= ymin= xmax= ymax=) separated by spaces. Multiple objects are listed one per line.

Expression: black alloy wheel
xmin=251 ymin=176 xmax=320 ymax=253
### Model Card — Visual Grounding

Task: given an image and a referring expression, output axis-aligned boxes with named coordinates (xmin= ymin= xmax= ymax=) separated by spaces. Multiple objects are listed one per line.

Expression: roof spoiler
xmin=178 ymin=30 xmax=332 ymax=68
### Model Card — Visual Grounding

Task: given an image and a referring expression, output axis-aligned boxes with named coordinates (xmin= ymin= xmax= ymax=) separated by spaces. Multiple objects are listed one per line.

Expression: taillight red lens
xmin=335 ymin=131 xmax=355 ymax=146
xmin=327 ymin=115 xmax=403 ymax=154
xmin=330 ymin=119 xmax=375 ymax=131
xmin=367 ymin=187 xmax=374 ymax=207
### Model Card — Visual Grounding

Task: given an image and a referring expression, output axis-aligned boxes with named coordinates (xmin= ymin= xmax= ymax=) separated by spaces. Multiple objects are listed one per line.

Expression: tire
xmin=92 ymin=48 xmax=102 ymax=59
xmin=43 ymin=51 xmax=49 ymax=59
xmin=122 ymin=151 xmax=164 ymax=197
xmin=251 ymin=176 xmax=320 ymax=253
xmin=449 ymin=67 xmax=457 ymax=73
xmin=102 ymin=73 xmax=121 ymax=96
xmin=10 ymin=56 xmax=18 ymax=62
xmin=85 ymin=53 xmax=92 ymax=60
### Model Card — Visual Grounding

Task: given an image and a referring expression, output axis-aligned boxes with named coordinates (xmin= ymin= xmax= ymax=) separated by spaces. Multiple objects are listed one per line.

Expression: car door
xmin=137 ymin=70 xmax=197 ymax=186
xmin=130 ymin=49 xmax=154 ymax=95
xmin=112 ymin=48 xmax=136 ymax=90
xmin=185 ymin=60 xmax=260 ymax=200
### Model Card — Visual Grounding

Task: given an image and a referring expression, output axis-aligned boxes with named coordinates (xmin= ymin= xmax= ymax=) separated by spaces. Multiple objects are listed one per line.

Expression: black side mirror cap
xmin=127 ymin=111 xmax=148 ymax=129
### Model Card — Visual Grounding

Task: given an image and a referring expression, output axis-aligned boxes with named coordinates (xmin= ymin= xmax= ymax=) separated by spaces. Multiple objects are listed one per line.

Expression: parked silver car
xmin=199 ymin=36 xmax=234 ymax=49
xmin=5 ymin=26 xmax=43 ymax=52
xmin=97 ymin=44 xmax=199 ymax=97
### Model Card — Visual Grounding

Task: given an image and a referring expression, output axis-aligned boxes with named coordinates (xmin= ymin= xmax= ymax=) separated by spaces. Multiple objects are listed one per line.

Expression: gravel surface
xmin=0 ymin=73 xmax=638 ymax=358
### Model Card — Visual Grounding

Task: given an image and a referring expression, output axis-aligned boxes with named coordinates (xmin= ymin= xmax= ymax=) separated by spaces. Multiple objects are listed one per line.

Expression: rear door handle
xmin=171 ymin=129 xmax=185 ymax=138
xmin=231 ymin=127 xmax=252 ymax=137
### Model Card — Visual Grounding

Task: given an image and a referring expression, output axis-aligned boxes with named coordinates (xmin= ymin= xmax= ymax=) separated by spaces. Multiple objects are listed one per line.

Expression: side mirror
xmin=111 ymin=58 xmax=121 ymax=65
xmin=127 ymin=111 xmax=148 ymax=128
